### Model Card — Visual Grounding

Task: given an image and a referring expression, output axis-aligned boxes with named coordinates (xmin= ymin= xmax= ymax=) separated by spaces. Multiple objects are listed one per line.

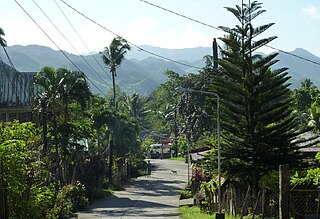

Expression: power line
xmin=140 ymin=124 xmax=173 ymax=140
xmin=14 ymin=0 xmax=106 ymax=95
xmin=32 ymin=0 xmax=112 ymax=91
xmin=139 ymin=0 xmax=221 ymax=32
xmin=53 ymin=0 xmax=113 ymax=82
xmin=58 ymin=0 xmax=202 ymax=70
xmin=264 ymin=45 xmax=320 ymax=66
xmin=1 ymin=46 xmax=28 ymax=104
xmin=138 ymin=0 xmax=320 ymax=67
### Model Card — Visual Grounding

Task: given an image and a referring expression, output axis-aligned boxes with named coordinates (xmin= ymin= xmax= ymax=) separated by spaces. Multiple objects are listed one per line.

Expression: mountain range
xmin=0 ymin=45 xmax=319 ymax=95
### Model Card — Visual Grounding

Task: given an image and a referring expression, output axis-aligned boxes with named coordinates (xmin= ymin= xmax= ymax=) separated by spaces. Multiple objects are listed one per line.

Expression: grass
xmin=179 ymin=206 xmax=278 ymax=219
xmin=179 ymin=206 xmax=214 ymax=219
xmin=170 ymin=156 xmax=185 ymax=161
xmin=179 ymin=206 xmax=249 ymax=219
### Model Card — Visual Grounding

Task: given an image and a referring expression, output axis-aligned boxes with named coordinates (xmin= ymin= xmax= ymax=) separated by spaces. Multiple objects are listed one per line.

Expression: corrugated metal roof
xmin=0 ymin=60 xmax=35 ymax=107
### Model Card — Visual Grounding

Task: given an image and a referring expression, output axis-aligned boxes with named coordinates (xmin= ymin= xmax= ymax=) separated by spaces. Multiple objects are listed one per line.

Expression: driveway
xmin=75 ymin=159 xmax=190 ymax=219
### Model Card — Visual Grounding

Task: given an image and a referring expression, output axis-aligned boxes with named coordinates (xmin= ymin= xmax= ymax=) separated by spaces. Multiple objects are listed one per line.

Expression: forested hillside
xmin=0 ymin=44 xmax=319 ymax=95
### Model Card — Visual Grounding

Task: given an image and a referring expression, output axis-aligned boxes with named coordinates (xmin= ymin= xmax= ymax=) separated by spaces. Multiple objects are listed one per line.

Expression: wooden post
xmin=279 ymin=164 xmax=289 ymax=219
xmin=261 ymin=188 xmax=266 ymax=219
xmin=240 ymin=186 xmax=251 ymax=218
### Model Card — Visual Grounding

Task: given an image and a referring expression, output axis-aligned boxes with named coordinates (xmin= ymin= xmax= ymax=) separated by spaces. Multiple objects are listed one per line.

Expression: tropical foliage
xmin=292 ymin=79 xmax=320 ymax=128
xmin=1 ymin=3 xmax=320 ymax=218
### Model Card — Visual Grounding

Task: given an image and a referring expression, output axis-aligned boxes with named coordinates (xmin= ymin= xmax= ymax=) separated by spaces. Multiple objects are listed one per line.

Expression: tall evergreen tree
xmin=211 ymin=1 xmax=313 ymax=195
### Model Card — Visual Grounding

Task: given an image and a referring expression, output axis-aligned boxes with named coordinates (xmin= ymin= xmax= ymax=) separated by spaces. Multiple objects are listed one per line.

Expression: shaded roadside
xmin=74 ymin=159 xmax=189 ymax=218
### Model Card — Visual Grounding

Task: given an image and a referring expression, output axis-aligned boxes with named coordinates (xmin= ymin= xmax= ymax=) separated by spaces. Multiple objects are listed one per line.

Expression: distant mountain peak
xmin=11 ymin=44 xmax=56 ymax=51
xmin=2 ymin=44 xmax=320 ymax=95
xmin=291 ymin=48 xmax=319 ymax=60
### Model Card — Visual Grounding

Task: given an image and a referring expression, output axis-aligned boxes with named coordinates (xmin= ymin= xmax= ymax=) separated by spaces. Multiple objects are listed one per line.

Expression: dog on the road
xmin=171 ymin=170 xmax=177 ymax=174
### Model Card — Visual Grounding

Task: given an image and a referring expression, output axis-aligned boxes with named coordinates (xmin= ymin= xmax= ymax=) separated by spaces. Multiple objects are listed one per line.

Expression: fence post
xmin=261 ymin=188 xmax=265 ymax=219
xmin=279 ymin=164 xmax=289 ymax=219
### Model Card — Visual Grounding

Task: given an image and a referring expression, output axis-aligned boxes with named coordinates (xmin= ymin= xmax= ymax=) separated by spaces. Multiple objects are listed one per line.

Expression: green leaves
xmin=0 ymin=140 xmax=29 ymax=195
xmin=102 ymin=36 xmax=131 ymax=75
xmin=211 ymin=1 xmax=309 ymax=192
xmin=291 ymin=168 xmax=320 ymax=186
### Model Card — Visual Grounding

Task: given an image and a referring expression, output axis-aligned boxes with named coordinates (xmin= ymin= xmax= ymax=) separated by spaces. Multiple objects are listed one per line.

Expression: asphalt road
xmin=75 ymin=159 xmax=189 ymax=219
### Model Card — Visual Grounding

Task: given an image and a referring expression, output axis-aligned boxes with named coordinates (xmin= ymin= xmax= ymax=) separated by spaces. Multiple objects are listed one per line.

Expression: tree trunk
xmin=112 ymin=70 xmax=116 ymax=107
xmin=109 ymin=69 xmax=116 ymax=182
xmin=108 ymin=132 xmax=114 ymax=182
xmin=53 ymin=113 xmax=63 ymax=186
xmin=41 ymin=99 xmax=48 ymax=156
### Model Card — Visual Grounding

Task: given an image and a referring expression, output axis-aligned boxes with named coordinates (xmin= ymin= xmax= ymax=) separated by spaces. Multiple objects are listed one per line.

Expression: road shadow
xmin=75 ymin=160 xmax=188 ymax=218
xmin=78 ymin=197 xmax=179 ymax=217
xmin=126 ymin=178 xmax=185 ymax=197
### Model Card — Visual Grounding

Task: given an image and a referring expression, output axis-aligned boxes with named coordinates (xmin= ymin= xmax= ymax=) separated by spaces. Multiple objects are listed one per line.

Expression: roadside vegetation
xmin=179 ymin=206 xmax=214 ymax=219
xmin=1 ymin=0 xmax=320 ymax=218
xmin=170 ymin=157 xmax=185 ymax=161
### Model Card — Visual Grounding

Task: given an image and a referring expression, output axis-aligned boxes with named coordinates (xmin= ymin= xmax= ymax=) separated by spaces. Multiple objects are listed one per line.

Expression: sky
xmin=1 ymin=0 xmax=320 ymax=58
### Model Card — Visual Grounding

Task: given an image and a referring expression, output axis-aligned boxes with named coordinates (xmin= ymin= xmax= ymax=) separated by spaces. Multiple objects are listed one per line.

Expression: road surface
xmin=75 ymin=159 xmax=189 ymax=219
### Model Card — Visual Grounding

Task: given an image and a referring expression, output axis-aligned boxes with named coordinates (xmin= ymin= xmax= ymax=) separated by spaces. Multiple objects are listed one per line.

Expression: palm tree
xmin=102 ymin=37 xmax=130 ymax=182
xmin=102 ymin=36 xmax=131 ymax=107
xmin=33 ymin=67 xmax=92 ymax=185
xmin=33 ymin=67 xmax=64 ymax=184
xmin=57 ymin=68 xmax=92 ymax=121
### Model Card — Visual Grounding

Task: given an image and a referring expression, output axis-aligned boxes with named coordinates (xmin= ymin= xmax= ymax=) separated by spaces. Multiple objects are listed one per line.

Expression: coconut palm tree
xmin=33 ymin=67 xmax=65 ymax=184
xmin=33 ymin=67 xmax=92 ymax=185
xmin=102 ymin=36 xmax=131 ymax=107
xmin=102 ymin=37 xmax=130 ymax=181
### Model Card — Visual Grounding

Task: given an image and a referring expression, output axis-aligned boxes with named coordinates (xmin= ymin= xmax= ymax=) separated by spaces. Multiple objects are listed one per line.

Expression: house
xmin=0 ymin=60 xmax=35 ymax=122
xmin=189 ymin=146 xmax=210 ymax=163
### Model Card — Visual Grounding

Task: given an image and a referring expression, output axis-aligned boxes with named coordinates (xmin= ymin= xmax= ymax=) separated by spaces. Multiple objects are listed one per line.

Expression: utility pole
xmin=213 ymin=38 xmax=218 ymax=69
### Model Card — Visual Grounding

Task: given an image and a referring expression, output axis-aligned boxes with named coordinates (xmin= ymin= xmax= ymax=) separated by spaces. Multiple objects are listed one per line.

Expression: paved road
xmin=75 ymin=159 xmax=189 ymax=219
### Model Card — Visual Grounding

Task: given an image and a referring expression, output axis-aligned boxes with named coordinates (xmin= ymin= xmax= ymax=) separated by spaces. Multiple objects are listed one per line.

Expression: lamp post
xmin=175 ymin=87 xmax=222 ymax=215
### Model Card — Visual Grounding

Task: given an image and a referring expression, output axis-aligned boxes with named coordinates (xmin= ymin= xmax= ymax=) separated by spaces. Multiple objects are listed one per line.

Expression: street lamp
xmin=175 ymin=87 xmax=222 ymax=215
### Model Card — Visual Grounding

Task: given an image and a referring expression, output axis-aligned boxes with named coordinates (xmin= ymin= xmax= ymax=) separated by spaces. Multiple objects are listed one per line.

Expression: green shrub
xmin=100 ymin=179 xmax=124 ymax=191
xmin=91 ymin=188 xmax=112 ymax=201
xmin=32 ymin=183 xmax=57 ymax=218
xmin=180 ymin=189 xmax=192 ymax=199
xmin=129 ymin=158 xmax=147 ymax=178
xmin=47 ymin=182 xmax=88 ymax=219
xmin=79 ymin=156 xmax=107 ymax=189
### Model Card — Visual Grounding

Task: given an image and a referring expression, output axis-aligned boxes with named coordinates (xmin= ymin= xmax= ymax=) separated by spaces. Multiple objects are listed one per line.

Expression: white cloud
xmin=126 ymin=19 xmax=218 ymax=49
xmin=127 ymin=17 xmax=159 ymax=33
xmin=302 ymin=6 xmax=320 ymax=19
